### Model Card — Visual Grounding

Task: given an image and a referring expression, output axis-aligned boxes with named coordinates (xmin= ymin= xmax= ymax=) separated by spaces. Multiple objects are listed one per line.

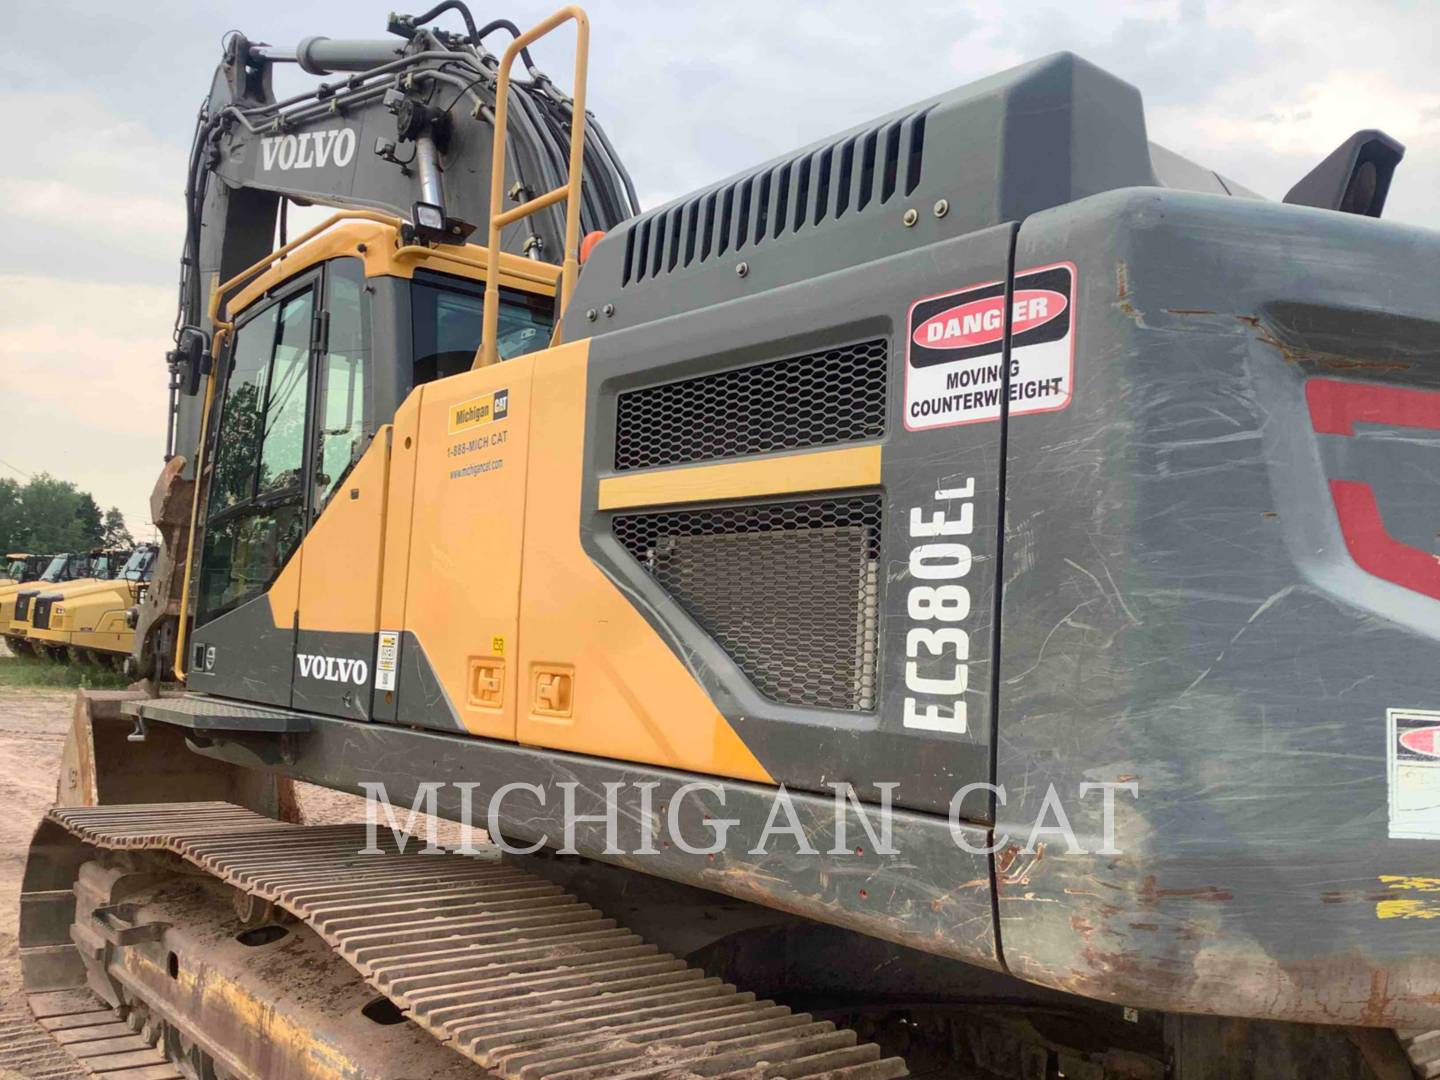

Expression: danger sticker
xmin=1388 ymin=708 xmax=1440 ymax=839
xmin=905 ymin=262 xmax=1076 ymax=430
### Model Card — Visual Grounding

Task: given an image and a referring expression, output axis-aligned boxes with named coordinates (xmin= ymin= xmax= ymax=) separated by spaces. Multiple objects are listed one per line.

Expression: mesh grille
xmin=613 ymin=496 xmax=881 ymax=711
xmin=32 ymin=596 xmax=53 ymax=630
xmin=615 ymin=340 xmax=887 ymax=471
xmin=14 ymin=592 xmax=34 ymax=622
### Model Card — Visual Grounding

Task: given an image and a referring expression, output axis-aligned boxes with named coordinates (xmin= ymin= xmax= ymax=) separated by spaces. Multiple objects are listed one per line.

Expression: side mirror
xmin=169 ymin=326 xmax=212 ymax=396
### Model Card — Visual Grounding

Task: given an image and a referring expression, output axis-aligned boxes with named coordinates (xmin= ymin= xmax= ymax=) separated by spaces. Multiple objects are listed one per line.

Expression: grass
xmin=0 ymin=651 xmax=129 ymax=690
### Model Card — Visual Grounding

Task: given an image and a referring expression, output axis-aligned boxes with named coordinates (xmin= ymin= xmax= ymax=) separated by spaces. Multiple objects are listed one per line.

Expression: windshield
xmin=119 ymin=548 xmax=156 ymax=582
xmin=3 ymin=559 xmax=23 ymax=579
xmin=40 ymin=555 xmax=69 ymax=582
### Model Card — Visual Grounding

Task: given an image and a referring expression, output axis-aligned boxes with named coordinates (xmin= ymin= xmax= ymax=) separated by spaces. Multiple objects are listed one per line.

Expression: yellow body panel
xmin=270 ymin=430 xmax=391 ymax=635
xmin=400 ymin=360 xmax=534 ymax=739
xmin=9 ymin=578 xmax=99 ymax=637
xmin=0 ymin=581 xmax=25 ymax=634
xmin=596 ymin=444 xmax=882 ymax=511
xmin=20 ymin=577 xmax=132 ymax=649
xmin=514 ymin=344 xmax=772 ymax=783
xmin=378 ymin=395 xmax=424 ymax=636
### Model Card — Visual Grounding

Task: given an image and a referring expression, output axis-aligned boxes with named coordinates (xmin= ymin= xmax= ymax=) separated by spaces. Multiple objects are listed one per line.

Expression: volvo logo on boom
xmin=297 ymin=652 xmax=369 ymax=686
xmin=260 ymin=128 xmax=357 ymax=172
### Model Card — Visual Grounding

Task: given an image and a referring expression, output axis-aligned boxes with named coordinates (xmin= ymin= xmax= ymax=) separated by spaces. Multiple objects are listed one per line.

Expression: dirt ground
xmin=0 ymin=687 xmax=85 ymax=1078
xmin=0 ymin=679 xmax=462 ymax=1078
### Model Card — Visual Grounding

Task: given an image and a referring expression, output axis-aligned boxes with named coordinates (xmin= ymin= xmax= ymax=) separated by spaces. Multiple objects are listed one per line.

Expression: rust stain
xmin=1165 ymin=308 xmax=1215 ymax=316
xmin=1360 ymin=970 xmax=1395 ymax=1027
xmin=1130 ymin=922 xmax=1159 ymax=932
xmin=1138 ymin=875 xmax=1233 ymax=905
xmin=1081 ymin=945 xmax=1143 ymax=977
xmin=1238 ymin=314 xmax=1412 ymax=372
xmin=1115 ymin=261 xmax=1140 ymax=320
xmin=996 ymin=842 xmax=1044 ymax=888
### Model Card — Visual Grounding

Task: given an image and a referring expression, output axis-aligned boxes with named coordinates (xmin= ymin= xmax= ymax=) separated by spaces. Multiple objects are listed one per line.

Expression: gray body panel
xmin=995 ymin=189 xmax=1440 ymax=1026
xmin=578 ymin=224 xmax=1017 ymax=821
xmin=187 ymin=594 xmax=293 ymax=708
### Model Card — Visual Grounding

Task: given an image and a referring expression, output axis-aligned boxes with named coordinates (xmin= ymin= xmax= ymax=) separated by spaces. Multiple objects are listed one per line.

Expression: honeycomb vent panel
xmin=614 ymin=339 xmax=887 ymax=471
xmin=613 ymin=496 xmax=882 ymax=711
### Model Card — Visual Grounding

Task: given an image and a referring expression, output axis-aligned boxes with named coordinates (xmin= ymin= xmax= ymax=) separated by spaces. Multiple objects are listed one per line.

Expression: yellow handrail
xmin=172 ymin=208 xmax=403 ymax=681
xmin=209 ymin=209 xmax=404 ymax=325
xmin=475 ymin=6 xmax=590 ymax=368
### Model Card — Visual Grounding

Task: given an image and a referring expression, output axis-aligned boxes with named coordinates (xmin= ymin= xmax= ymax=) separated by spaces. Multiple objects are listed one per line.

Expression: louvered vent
xmin=614 ymin=340 xmax=887 ymax=471
xmin=621 ymin=108 xmax=932 ymax=286
xmin=613 ymin=496 xmax=882 ymax=711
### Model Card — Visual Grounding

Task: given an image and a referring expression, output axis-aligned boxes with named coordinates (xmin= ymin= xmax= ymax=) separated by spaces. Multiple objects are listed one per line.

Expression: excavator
xmin=16 ymin=6 xmax=1440 ymax=1079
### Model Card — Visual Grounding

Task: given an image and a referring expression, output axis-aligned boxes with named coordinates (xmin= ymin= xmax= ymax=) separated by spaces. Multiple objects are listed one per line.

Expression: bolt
xmin=736 ymin=261 xmax=749 ymax=277
xmin=602 ymin=303 xmax=615 ymax=318
xmin=585 ymin=308 xmax=598 ymax=321
xmin=902 ymin=208 xmax=919 ymax=227
xmin=934 ymin=198 xmax=949 ymax=218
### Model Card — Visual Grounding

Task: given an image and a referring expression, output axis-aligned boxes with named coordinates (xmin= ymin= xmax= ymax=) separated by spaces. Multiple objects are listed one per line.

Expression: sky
xmin=1 ymin=0 xmax=1437 ymax=539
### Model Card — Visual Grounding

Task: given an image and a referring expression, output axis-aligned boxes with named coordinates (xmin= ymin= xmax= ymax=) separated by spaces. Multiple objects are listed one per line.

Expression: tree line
xmin=0 ymin=475 xmax=134 ymax=555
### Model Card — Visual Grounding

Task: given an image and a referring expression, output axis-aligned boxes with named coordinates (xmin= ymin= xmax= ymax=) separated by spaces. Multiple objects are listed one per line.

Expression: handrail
xmin=475 ymin=6 xmax=590 ymax=368
xmin=208 ymin=209 xmax=404 ymax=325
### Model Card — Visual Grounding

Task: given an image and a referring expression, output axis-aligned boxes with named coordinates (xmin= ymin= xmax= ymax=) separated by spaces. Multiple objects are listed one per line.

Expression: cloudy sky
xmin=2 ymin=0 xmax=1436 ymax=537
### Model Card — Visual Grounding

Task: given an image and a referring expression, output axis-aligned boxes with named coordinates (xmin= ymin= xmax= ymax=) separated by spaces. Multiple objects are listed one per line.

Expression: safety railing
xmin=476 ymin=6 xmax=589 ymax=368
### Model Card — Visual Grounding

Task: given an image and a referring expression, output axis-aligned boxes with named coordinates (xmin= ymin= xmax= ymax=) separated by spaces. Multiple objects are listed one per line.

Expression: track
xmin=38 ymin=802 xmax=909 ymax=1080
xmin=16 ymin=989 xmax=181 ymax=1080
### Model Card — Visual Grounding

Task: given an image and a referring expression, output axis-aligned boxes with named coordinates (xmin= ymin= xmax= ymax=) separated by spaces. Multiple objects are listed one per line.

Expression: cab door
xmin=291 ymin=258 xmax=386 ymax=720
xmin=188 ymin=272 xmax=318 ymax=706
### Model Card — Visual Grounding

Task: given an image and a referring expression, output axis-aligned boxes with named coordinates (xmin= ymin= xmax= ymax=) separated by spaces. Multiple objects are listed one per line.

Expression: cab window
xmin=411 ymin=270 xmax=554 ymax=385
xmin=313 ymin=259 xmax=370 ymax=516
xmin=198 ymin=280 xmax=315 ymax=623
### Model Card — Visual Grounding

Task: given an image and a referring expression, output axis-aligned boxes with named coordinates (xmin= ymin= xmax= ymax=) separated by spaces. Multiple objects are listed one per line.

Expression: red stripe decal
xmin=1329 ymin=479 xmax=1440 ymax=601
xmin=1306 ymin=379 xmax=1440 ymax=436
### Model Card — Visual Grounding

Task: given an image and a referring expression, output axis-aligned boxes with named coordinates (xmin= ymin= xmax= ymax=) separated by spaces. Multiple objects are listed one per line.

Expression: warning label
xmin=1389 ymin=708 xmax=1440 ymax=839
xmin=375 ymin=630 xmax=400 ymax=692
xmin=904 ymin=262 xmax=1075 ymax=430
